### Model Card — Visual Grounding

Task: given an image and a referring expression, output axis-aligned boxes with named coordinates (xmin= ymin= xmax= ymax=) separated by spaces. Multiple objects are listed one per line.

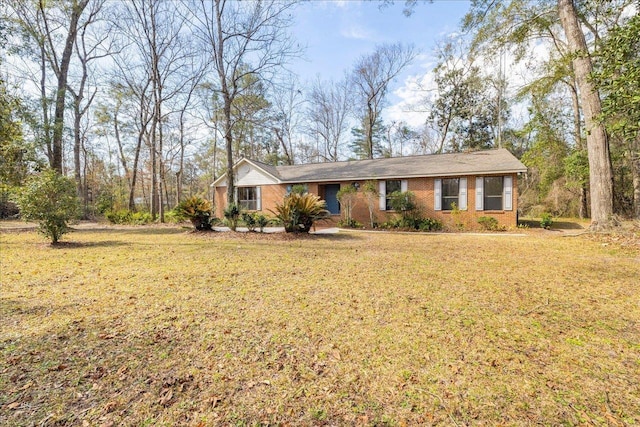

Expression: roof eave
xmin=279 ymin=168 xmax=528 ymax=184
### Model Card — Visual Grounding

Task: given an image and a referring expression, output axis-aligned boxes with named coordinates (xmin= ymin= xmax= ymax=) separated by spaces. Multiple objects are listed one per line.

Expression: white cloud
xmin=340 ymin=24 xmax=374 ymax=40
xmin=385 ymin=71 xmax=437 ymax=128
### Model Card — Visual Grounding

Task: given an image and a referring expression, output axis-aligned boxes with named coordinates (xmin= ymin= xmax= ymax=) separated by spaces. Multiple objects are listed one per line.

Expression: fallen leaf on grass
xmin=103 ymin=401 xmax=118 ymax=413
xmin=98 ymin=333 xmax=115 ymax=340
xmin=158 ymin=388 xmax=173 ymax=406
xmin=7 ymin=402 xmax=21 ymax=410
xmin=48 ymin=364 xmax=68 ymax=372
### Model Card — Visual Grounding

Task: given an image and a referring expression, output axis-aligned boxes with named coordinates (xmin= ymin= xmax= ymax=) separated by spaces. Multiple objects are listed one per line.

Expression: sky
xmin=288 ymin=0 xmax=472 ymax=126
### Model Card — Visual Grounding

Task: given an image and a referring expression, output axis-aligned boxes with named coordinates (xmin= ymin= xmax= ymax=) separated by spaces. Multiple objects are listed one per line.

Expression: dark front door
xmin=324 ymin=184 xmax=341 ymax=215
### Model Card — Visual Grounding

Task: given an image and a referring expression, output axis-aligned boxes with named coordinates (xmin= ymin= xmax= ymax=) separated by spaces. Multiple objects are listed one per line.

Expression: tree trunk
xmin=568 ymin=78 xmax=589 ymax=218
xmin=632 ymin=136 xmax=640 ymax=219
xmin=50 ymin=0 xmax=88 ymax=173
xmin=73 ymin=103 xmax=83 ymax=214
xmin=558 ymin=0 xmax=615 ymax=230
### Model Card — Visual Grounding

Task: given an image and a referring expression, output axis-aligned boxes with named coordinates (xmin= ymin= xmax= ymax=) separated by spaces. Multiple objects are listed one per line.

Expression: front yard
xmin=1 ymin=225 xmax=638 ymax=425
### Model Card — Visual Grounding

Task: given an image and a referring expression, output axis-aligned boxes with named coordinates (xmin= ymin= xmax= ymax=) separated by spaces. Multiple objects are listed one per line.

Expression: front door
xmin=323 ymin=184 xmax=341 ymax=215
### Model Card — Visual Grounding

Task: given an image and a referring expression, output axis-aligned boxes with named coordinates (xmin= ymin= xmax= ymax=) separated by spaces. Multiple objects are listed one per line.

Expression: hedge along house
xmin=211 ymin=148 xmax=528 ymax=229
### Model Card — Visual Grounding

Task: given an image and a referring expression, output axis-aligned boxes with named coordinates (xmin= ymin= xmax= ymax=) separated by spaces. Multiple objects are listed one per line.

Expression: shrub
xmin=15 ymin=170 xmax=80 ymax=244
xmin=337 ymin=218 xmax=362 ymax=228
xmin=241 ymin=212 xmax=271 ymax=232
xmin=241 ymin=212 xmax=258 ymax=232
xmin=477 ymin=216 xmax=499 ymax=231
xmin=223 ymin=202 xmax=241 ymax=231
xmin=540 ymin=213 xmax=553 ymax=229
xmin=174 ymin=196 xmax=213 ymax=230
xmin=388 ymin=191 xmax=422 ymax=226
xmin=271 ymin=192 xmax=330 ymax=233
xmin=105 ymin=209 xmax=130 ymax=224
xmin=130 ymin=211 xmax=152 ymax=225
xmin=255 ymin=214 xmax=270 ymax=232
xmin=419 ymin=217 xmax=443 ymax=232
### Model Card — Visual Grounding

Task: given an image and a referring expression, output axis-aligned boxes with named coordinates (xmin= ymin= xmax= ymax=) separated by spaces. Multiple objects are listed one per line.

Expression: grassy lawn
xmin=1 ymin=225 xmax=639 ymax=426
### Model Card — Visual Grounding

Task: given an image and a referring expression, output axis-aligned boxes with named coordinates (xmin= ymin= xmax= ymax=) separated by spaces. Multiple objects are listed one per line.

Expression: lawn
xmin=1 ymin=225 xmax=639 ymax=426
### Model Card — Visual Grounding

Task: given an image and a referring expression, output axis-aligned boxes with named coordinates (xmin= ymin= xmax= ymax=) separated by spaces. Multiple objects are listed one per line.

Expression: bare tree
xmin=189 ymin=0 xmax=300 ymax=205
xmin=113 ymin=0 xmax=195 ymax=220
xmin=271 ymin=75 xmax=306 ymax=165
xmin=351 ymin=43 xmax=417 ymax=159
xmin=67 ymin=0 xmax=112 ymax=215
xmin=306 ymin=75 xmax=353 ymax=162
xmin=558 ymin=0 xmax=614 ymax=230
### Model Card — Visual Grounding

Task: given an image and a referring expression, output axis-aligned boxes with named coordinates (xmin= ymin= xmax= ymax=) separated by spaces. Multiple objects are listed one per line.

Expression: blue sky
xmin=289 ymin=0 xmax=471 ymax=124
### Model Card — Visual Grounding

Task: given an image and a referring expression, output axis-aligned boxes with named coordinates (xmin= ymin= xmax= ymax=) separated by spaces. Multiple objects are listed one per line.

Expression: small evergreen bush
xmin=15 ymin=170 xmax=80 ymax=244
xmin=540 ymin=213 xmax=553 ymax=229
xmin=477 ymin=216 xmax=499 ymax=231
xmin=419 ymin=218 xmax=443 ymax=231
xmin=241 ymin=212 xmax=271 ymax=232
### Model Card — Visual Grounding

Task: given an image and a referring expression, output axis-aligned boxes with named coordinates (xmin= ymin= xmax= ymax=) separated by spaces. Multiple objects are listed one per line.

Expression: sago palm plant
xmin=272 ymin=192 xmax=330 ymax=233
xmin=174 ymin=196 xmax=213 ymax=230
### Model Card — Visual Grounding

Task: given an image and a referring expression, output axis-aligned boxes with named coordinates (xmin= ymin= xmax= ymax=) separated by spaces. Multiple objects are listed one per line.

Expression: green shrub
xmin=15 ymin=170 xmax=80 ymax=244
xmin=223 ymin=202 xmax=241 ymax=231
xmin=419 ymin=217 xmax=443 ymax=231
xmin=130 ymin=211 xmax=152 ymax=225
xmin=241 ymin=212 xmax=271 ymax=232
xmin=388 ymin=190 xmax=422 ymax=229
xmin=241 ymin=211 xmax=258 ymax=232
xmin=105 ymin=209 xmax=130 ymax=224
xmin=174 ymin=196 xmax=213 ymax=230
xmin=255 ymin=214 xmax=270 ymax=232
xmin=388 ymin=191 xmax=418 ymax=217
xmin=337 ymin=218 xmax=362 ymax=228
xmin=477 ymin=216 xmax=499 ymax=231
xmin=540 ymin=213 xmax=553 ymax=229
xmin=271 ymin=192 xmax=329 ymax=233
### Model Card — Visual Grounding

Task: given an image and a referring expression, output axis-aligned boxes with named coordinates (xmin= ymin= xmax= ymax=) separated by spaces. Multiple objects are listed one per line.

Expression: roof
xmin=213 ymin=149 xmax=527 ymax=186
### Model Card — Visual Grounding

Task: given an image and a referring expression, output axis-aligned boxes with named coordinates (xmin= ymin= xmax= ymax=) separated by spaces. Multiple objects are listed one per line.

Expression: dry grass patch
xmin=1 ymin=226 xmax=639 ymax=426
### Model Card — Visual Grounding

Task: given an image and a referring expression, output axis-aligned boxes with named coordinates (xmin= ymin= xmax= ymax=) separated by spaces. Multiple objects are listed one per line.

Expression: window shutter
xmin=434 ymin=179 xmax=442 ymax=211
xmin=504 ymin=176 xmax=513 ymax=211
xmin=234 ymin=187 xmax=238 ymax=204
xmin=256 ymin=186 xmax=262 ymax=211
xmin=401 ymin=180 xmax=408 ymax=192
xmin=379 ymin=181 xmax=386 ymax=211
xmin=459 ymin=178 xmax=467 ymax=210
xmin=476 ymin=177 xmax=484 ymax=211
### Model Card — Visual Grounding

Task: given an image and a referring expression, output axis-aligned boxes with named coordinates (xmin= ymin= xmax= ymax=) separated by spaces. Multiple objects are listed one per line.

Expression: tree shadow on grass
xmin=50 ymin=240 xmax=130 ymax=249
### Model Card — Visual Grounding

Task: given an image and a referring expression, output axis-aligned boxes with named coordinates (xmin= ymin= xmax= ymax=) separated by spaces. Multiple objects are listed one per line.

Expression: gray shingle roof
xmin=252 ymin=149 xmax=526 ymax=183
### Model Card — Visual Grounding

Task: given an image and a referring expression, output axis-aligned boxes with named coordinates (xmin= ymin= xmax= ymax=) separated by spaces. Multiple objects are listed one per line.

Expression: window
xmin=441 ymin=178 xmax=459 ymax=210
xmin=385 ymin=179 xmax=401 ymax=210
xmin=238 ymin=186 xmax=258 ymax=210
xmin=483 ymin=177 xmax=503 ymax=210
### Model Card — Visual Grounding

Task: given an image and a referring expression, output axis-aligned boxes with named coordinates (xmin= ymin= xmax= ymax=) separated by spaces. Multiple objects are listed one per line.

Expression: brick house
xmin=212 ymin=149 xmax=528 ymax=229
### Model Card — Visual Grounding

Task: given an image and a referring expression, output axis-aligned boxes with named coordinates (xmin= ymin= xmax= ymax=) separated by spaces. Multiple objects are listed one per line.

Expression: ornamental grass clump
xmin=272 ymin=192 xmax=330 ymax=233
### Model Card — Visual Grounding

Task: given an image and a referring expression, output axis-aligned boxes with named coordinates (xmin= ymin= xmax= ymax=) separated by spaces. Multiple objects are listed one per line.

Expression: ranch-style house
xmin=211 ymin=148 xmax=528 ymax=229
